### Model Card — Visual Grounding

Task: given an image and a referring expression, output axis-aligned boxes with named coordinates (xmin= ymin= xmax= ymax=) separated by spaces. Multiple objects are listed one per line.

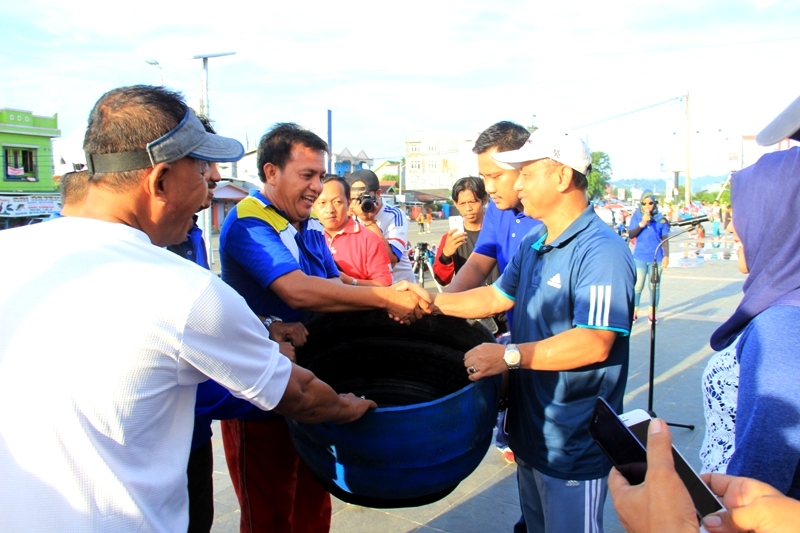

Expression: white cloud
xmin=4 ymin=0 xmax=798 ymax=178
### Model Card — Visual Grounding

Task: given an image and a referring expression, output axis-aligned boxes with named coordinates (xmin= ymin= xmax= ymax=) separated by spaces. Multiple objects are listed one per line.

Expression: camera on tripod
xmin=356 ymin=192 xmax=377 ymax=213
xmin=413 ymin=242 xmax=429 ymax=273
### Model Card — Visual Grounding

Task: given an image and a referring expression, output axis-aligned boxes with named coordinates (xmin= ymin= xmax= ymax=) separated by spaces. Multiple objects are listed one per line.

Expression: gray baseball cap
xmin=85 ymin=108 xmax=244 ymax=174
xmin=756 ymin=94 xmax=800 ymax=147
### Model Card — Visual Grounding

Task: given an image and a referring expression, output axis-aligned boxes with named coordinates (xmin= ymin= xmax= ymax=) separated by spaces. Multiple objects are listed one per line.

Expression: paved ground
xmin=208 ymin=218 xmax=743 ymax=532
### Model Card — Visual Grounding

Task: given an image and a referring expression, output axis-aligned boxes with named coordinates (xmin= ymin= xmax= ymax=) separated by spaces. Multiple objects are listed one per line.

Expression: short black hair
xmin=472 ymin=121 xmax=530 ymax=154
xmin=451 ymin=176 xmax=487 ymax=203
xmin=195 ymin=113 xmax=216 ymax=135
xmin=60 ymin=170 xmax=90 ymax=206
xmin=571 ymin=168 xmax=589 ymax=191
xmin=322 ymin=174 xmax=350 ymax=199
xmin=256 ymin=123 xmax=329 ymax=182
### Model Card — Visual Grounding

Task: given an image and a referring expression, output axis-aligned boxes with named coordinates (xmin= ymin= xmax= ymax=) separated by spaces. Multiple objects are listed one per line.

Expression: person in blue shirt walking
xmin=627 ymin=190 xmax=670 ymax=323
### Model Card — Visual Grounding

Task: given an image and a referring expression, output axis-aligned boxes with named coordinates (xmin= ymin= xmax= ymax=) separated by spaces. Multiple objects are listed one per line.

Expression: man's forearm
xmin=433 ymin=285 xmax=511 ymax=319
xmin=518 ymin=327 xmax=616 ymax=371
xmin=274 ymin=365 xmax=372 ymax=424
xmin=274 ymin=273 xmax=392 ymax=313
xmin=444 ymin=253 xmax=495 ymax=293
xmin=362 ymin=222 xmax=398 ymax=267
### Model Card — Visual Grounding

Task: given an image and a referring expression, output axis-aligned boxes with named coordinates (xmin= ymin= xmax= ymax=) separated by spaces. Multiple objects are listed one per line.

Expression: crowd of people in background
xmin=1 ymin=82 xmax=799 ymax=533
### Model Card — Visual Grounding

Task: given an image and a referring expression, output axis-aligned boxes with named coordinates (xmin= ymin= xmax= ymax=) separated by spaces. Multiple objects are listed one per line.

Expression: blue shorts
xmin=515 ymin=456 xmax=607 ymax=533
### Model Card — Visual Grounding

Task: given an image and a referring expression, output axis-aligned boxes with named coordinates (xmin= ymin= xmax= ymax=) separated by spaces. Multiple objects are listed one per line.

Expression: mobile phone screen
xmin=628 ymin=420 xmax=723 ymax=517
xmin=589 ymin=399 xmax=648 ymax=485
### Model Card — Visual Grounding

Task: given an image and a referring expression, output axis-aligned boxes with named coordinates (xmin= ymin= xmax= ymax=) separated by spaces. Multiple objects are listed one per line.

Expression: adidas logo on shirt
xmin=547 ymin=273 xmax=562 ymax=289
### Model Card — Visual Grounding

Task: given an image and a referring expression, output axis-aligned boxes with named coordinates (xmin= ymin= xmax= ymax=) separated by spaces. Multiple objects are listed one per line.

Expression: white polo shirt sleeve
xmin=179 ymin=277 xmax=292 ymax=411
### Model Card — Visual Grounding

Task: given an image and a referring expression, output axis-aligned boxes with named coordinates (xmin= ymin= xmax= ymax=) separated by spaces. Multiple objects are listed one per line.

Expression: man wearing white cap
xmin=431 ymin=129 xmax=634 ymax=532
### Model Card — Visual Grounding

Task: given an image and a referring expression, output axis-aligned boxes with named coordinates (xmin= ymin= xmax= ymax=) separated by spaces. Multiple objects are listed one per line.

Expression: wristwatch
xmin=503 ymin=343 xmax=521 ymax=370
xmin=263 ymin=316 xmax=283 ymax=329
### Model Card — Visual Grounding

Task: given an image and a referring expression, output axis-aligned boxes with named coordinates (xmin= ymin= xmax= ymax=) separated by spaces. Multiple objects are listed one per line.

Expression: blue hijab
xmin=710 ymin=147 xmax=800 ymax=350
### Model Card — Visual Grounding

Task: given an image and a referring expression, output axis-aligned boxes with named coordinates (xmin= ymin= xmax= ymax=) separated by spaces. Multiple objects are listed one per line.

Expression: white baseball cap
xmin=492 ymin=129 xmax=591 ymax=174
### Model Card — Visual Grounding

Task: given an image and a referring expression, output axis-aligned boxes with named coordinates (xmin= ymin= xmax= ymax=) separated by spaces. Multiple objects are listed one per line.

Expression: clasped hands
xmin=386 ymin=281 xmax=434 ymax=324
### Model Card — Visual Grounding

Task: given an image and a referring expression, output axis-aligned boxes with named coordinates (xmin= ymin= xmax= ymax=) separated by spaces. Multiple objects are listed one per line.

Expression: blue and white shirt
xmin=220 ymin=189 xmax=339 ymax=324
xmin=494 ymin=205 xmax=635 ymax=480
xmin=374 ymin=202 xmax=415 ymax=283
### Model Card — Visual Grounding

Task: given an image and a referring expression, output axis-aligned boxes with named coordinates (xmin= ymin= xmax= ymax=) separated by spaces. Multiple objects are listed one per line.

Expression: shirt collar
xmin=248 ymin=188 xmax=309 ymax=232
xmin=535 ymin=204 xmax=596 ymax=251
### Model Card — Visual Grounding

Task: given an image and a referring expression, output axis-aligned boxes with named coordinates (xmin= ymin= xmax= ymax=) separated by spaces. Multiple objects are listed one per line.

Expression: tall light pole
xmin=684 ymin=90 xmax=692 ymax=207
xmin=193 ymin=52 xmax=235 ymax=119
xmin=144 ymin=59 xmax=165 ymax=85
xmin=193 ymin=52 xmax=235 ymax=267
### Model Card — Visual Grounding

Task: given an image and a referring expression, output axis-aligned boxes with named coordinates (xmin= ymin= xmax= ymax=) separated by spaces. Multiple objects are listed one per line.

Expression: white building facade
xmin=404 ymin=129 xmax=477 ymax=192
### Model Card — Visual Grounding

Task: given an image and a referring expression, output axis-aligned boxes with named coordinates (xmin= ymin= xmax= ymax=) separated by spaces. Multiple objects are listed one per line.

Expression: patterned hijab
xmin=710 ymin=147 xmax=800 ymax=350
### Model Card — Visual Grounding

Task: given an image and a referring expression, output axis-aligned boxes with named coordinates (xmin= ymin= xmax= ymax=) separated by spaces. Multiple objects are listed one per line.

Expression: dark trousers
xmin=187 ymin=440 xmax=215 ymax=533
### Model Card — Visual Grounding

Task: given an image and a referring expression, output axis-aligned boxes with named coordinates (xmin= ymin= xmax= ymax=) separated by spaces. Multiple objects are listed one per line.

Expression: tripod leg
xmin=424 ymin=261 xmax=443 ymax=293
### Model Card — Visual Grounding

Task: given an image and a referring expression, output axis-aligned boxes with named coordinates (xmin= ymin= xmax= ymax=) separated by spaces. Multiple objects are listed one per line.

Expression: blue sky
xmin=3 ymin=0 xmax=799 ymax=179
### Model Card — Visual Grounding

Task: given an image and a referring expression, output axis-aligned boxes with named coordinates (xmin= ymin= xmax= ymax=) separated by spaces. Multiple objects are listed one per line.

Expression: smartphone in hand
xmin=448 ymin=216 xmax=465 ymax=235
xmin=589 ymin=397 xmax=724 ymax=520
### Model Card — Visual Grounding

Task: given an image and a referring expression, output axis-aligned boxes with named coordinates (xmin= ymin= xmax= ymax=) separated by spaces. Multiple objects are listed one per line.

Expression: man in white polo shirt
xmin=0 ymin=85 xmax=375 ymax=532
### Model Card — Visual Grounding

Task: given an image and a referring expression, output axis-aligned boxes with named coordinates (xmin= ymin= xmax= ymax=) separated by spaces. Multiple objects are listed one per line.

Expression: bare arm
xmin=363 ymin=222 xmax=398 ymax=267
xmin=432 ymin=284 xmax=514 ymax=318
xmin=270 ymin=270 xmax=430 ymax=322
xmin=462 ymin=327 xmax=618 ymax=380
xmin=339 ymin=272 xmax=386 ymax=287
xmin=273 ymin=364 xmax=376 ymax=424
xmin=444 ymin=252 xmax=498 ymax=293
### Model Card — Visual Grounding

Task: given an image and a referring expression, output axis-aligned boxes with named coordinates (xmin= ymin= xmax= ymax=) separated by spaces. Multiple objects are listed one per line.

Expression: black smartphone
xmin=589 ymin=397 xmax=724 ymax=519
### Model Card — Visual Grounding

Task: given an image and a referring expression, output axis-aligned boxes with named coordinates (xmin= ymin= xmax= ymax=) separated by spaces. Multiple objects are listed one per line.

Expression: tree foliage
xmin=587 ymin=151 xmax=612 ymax=199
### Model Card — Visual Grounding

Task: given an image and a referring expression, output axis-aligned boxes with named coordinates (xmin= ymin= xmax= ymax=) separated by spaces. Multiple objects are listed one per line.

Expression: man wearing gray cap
xmin=431 ymin=129 xmax=634 ymax=533
xmin=0 ymin=85 xmax=375 ymax=532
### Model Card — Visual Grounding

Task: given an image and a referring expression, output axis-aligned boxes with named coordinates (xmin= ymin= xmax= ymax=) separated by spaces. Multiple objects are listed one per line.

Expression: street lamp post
xmin=193 ymin=52 xmax=235 ymax=267
xmin=193 ymin=52 xmax=235 ymax=120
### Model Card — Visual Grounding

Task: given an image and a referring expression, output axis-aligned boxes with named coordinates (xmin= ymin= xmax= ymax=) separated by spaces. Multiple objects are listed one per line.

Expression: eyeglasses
xmin=641 ymin=201 xmax=654 ymax=206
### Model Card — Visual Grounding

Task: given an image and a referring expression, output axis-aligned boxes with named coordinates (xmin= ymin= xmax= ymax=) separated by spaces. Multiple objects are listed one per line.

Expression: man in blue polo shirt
xmin=446 ymin=121 xmax=541 ymax=464
xmin=432 ymin=128 xmax=634 ymax=533
xmin=219 ymin=122 xmax=430 ymax=533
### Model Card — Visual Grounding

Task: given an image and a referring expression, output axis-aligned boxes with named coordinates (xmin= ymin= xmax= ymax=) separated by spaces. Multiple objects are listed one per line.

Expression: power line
xmin=572 ymin=96 xmax=683 ymax=130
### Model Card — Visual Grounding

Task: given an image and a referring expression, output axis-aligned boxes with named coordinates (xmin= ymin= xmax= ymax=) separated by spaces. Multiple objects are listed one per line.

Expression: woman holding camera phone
xmin=699 ymin=143 xmax=800 ymax=500
xmin=627 ymin=190 xmax=671 ymax=323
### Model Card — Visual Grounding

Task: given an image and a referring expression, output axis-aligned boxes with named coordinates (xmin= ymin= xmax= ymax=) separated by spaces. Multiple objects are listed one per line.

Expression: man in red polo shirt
xmin=314 ymin=175 xmax=392 ymax=287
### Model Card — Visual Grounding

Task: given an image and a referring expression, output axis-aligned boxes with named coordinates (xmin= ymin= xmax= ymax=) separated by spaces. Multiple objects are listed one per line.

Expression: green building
xmin=0 ymin=108 xmax=61 ymax=227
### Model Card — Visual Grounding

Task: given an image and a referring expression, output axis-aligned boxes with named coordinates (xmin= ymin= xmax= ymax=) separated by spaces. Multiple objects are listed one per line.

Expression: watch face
xmin=504 ymin=347 xmax=521 ymax=366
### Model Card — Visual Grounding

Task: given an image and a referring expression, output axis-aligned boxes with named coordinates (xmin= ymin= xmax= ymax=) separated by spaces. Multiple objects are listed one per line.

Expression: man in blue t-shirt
xmin=432 ymin=128 xmax=634 ymax=533
xmin=219 ymin=123 xmax=430 ymax=533
xmin=446 ymin=121 xmax=540 ymax=301
xmin=445 ymin=121 xmax=541 ymax=464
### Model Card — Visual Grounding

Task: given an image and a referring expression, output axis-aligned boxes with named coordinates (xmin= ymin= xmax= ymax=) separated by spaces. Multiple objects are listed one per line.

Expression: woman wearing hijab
xmin=700 ymin=146 xmax=800 ymax=499
xmin=626 ymin=190 xmax=670 ymax=322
